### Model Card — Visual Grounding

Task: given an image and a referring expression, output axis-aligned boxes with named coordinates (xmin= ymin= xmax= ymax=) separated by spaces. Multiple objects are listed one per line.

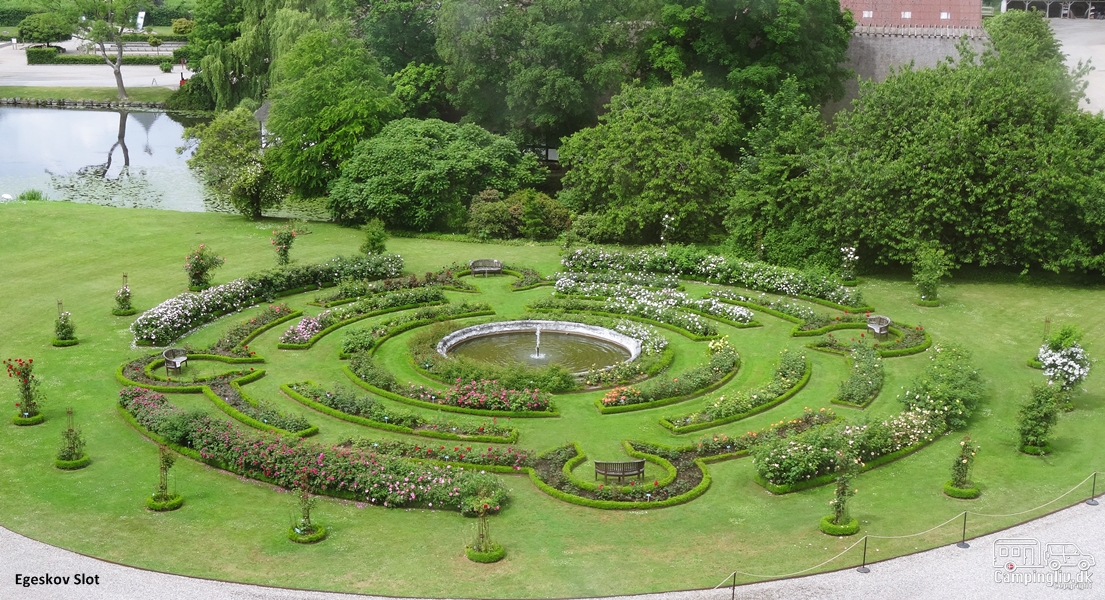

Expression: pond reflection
xmin=0 ymin=106 xmax=220 ymax=212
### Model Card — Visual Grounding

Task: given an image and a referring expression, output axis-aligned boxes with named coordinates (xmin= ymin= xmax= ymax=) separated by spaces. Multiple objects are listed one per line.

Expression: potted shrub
xmin=464 ymin=491 xmax=505 ymax=562
xmin=6 ymin=357 xmax=45 ymax=425
xmin=287 ymin=473 xmax=328 ymax=543
xmin=819 ymin=463 xmax=860 ymax=536
xmin=55 ymin=408 xmax=90 ymax=470
xmin=943 ymin=435 xmax=980 ymax=499
xmin=146 ymin=445 xmax=184 ymax=511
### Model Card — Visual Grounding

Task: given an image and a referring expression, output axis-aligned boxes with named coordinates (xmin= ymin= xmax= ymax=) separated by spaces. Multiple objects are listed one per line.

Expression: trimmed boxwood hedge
xmin=12 ymin=414 xmax=46 ymax=426
xmin=146 ymin=493 xmax=184 ymax=511
xmin=943 ymin=480 xmax=981 ymax=499
xmin=465 ymin=543 xmax=505 ymax=562
xmin=659 ymin=356 xmax=812 ymax=434
xmin=288 ymin=525 xmax=329 ymax=544
xmin=342 ymin=366 xmax=560 ymax=418
xmin=342 ymin=308 xmax=496 ymax=360
xmin=51 ymin=338 xmax=79 ymax=347
xmin=112 ymin=308 xmax=139 ymax=316
xmin=26 ymin=47 xmax=165 ymax=65
xmin=55 ymin=454 xmax=91 ymax=470
xmin=280 ymin=382 xmax=517 ymax=444
xmin=119 ymin=33 xmax=189 ymax=42
xmin=819 ymin=515 xmax=859 ymax=536
xmin=916 ymin=299 xmax=941 ymax=307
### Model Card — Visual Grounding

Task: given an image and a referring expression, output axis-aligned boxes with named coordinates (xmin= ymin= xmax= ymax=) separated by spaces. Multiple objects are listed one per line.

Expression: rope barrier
xmin=867 ymin=511 xmax=966 ymax=540
xmin=967 ymin=472 xmax=1097 ymax=519
xmin=716 ymin=470 xmax=1101 ymax=585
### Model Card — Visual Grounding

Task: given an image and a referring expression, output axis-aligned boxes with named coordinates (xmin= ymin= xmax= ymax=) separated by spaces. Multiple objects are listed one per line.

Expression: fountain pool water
xmin=437 ymin=321 xmax=640 ymax=374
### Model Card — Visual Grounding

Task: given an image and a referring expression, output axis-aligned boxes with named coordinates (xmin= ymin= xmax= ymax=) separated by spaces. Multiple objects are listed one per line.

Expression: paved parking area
xmin=1050 ymin=19 xmax=1105 ymax=113
xmin=0 ymin=39 xmax=185 ymax=89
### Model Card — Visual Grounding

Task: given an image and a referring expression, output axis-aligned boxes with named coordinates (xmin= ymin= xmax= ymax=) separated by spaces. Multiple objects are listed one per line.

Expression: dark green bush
xmin=467 ymin=198 xmax=521 ymax=240
xmin=119 ymin=33 xmax=188 ymax=42
xmin=26 ymin=47 xmax=164 ymax=65
xmin=347 ymin=353 xmax=397 ymax=392
xmin=159 ymin=60 xmax=173 ymax=73
xmin=171 ymin=18 xmax=194 ymax=35
xmin=517 ymin=189 xmax=570 ymax=240
xmin=0 ymin=8 xmax=36 ymax=27
xmin=165 ymin=77 xmax=215 ymax=111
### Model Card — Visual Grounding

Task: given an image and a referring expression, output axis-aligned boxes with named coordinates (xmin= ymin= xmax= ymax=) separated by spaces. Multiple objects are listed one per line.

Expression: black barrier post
xmin=957 ymin=512 xmax=969 ymax=549
xmin=1089 ymin=472 xmax=1099 ymax=506
xmin=856 ymin=536 xmax=870 ymax=573
xmin=730 ymin=571 xmax=736 ymax=600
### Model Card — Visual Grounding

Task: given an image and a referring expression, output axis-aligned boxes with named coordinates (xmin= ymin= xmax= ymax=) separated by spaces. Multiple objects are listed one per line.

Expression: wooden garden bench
xmin=866 ymin=315 xmax=891 ymax=339
xmin=163 ymin=348 xmax=188 ymax=376
xmin=594 ymin=459 xmax=646 ymax=483
xmin=469 ymin=258 xmax=503 ymax=276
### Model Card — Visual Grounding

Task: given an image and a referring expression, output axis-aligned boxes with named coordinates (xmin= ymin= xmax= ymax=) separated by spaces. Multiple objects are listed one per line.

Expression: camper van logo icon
xmin=994 ymin=538 xmax=1095 ymax=589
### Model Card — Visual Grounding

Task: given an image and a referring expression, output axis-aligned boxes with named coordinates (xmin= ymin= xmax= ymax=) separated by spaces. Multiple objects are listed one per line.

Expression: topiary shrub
xmin=943 ymin=480 xmax=981 ymax=499
xmin=171 ymin=17 xmax=194 ymax=35
xmin=819 ymin=514 xmax=859 ymax=536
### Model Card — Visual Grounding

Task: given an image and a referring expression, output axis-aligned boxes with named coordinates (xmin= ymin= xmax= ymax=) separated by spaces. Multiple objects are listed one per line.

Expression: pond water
xmin=0 ymin=106 xmax=226 ymax=212
xmin=448 ymin=331 xmax=632 ymax=373
xmin=0 ymin=107 xmax=323 ymax=218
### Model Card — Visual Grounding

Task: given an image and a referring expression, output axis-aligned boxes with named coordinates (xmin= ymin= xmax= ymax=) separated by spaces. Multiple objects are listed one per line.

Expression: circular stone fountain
xmin=437 ymin=320 xmax=641 ymax=374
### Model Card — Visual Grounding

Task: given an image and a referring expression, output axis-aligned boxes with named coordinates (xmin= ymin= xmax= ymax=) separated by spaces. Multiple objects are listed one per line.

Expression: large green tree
xmin=265 ymin=25 xmax=399 ymax=197
xmin=328 ymin=118 xmax=546 ymax=230
xmin=812 ymin=10 xmax=1105 ymax=272
xmin=643 ymin=0 xmax=854 ymax=118
xmin=183 ymin=104 xmax=284 ymax=220
xmin=350 ymin=0 xmax=441 ymax=74
xmin=558 ymin=74 xmax=741 ymax=244
xmin=726 ymin=77 xmax=831 ymax=268
xmin=435 ymin=0 xmax=645 ymax=144
xmin=17 ymin=12 xmax=72 ymax=46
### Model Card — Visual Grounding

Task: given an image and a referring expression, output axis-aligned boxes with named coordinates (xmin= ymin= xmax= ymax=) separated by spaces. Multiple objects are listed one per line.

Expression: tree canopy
xmin=811 ymin=11 xmax=1105 ymax=272
xmin=17 ymin=12 xmax=72 ymax=46
xmin=265 ymin=25 xmax=399 ymax=197
xmin=558 ymin=74 xmax=741 ymax=244
xmin=328 ymin=118 xmax=546 ymax=230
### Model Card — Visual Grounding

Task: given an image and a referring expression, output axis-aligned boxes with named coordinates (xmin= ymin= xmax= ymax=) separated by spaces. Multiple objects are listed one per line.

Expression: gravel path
xmin=1049 ymin=19 xmax=1105 ymax=113
xmin=2 ymin=497 xmax=1101 ymax=599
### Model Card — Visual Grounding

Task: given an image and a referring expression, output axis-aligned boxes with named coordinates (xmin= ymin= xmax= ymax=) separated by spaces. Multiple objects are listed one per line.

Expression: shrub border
xmin=340 ymin=309 xmax=496 ymax=359
xmin=526 ymin=441 xmax=715 ymax=510
xmin=52 ymin=338 xmax=79 ymax=347
xmin=528 ymin=307 xmax=720 ymax=341
xmin=280 ymin=382 xmax=517 ymax=444
xmin=277 ymin=301 xmax=447 ymax=349
xmin=752 ymin=431 xmax=942 ymax=494
xmin=595 ymin=357 xmax=741 ymax=415
xmin=659 ymin=356 xmax=812 ymax=433
xmin=343 ymin=366 xmax=560 ymax=418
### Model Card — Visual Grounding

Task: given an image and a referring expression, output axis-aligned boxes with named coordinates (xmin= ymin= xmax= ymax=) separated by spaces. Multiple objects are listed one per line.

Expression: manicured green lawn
xmin=0 ymin=201 xmax=1102 ymax=597
xmin=0 ymin=86 xmax=175 ymax=102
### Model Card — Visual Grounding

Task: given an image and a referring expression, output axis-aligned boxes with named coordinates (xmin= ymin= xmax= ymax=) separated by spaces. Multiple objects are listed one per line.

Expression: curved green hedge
xmin=280 ymin=382 xmax=517 ymax=444
xmin=288 ymin=525 xmax=329 ymax=544
xmin=146 ymin=493 xmax=184 ymax=511
xmin=595 ymin=357 xmax=741 ymax=415
xmin=343 ymin=366 xmax=560 ymax=418
xmin=943 ymin=480 xmax=981 ymax=499
xmin=752 ymin=432 xmax=941 ymax=494
xmin=528 ymin=307 xmax=719 ymax=341
xmin=659 ymin=357 xmax=812 ymax=434
xmin=277 ymin=301 xmax=447 ymax=349
xmin=51 ymin=338 xmax=79 ymax=347
xmin=12 ymin=414 xmax=46 ymax=426
xmin=465 ymin=543 xmax=505 ymax=562
xmin=819 ymin=515 xmax=859 ymax=536
xmin=55 ymin=454 xmax=91 ymax=470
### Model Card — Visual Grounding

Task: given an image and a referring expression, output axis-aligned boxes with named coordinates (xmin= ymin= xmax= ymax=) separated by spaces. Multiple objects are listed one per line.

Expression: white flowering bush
xmin=131 ymin=255 xmax=405 ymax=346
xmin=561 ymin=246 xmax=865 ymax=307
xmin=1038 ymin=343 xmax=1091 ymax=391
xmin=612 ymin=319 xmax=668 ymax=355
xmin=553 ymin=274 xmax=753 ymax=330
xmin=898 ymin=343 xmax=983 ymax=430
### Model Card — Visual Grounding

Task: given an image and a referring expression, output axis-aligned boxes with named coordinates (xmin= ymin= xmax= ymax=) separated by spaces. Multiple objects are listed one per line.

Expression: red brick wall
xmin=842 ymin=0 xmax=982 ymax=27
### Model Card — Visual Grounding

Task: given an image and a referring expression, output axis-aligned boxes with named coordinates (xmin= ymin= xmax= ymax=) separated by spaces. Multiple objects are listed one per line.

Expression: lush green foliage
xmin=950 ymin=435 xmax=977 ymax=489
xmin=814 ymin=11 xmax=1105 ymax=272
xmin=1018 ymin=384 xmax=1062 ymax=450
xmin=328 ymin=118 xmax=544 ymax=229
xmin=171 ymin=17 xmax=194 ymax=35
xmin=351 ymin=0 xmax=440 ymax=74
xmin=360 ymin=219 xmax=388 ymax=255
xmin=600 ymin=341 xmax=738 ymax=407
xmin=559 ymin=75 xmax=740 ymax=244
xmin=265 ymin=25 xmax=400 ymax=197
xmin=670 ymin=348 xmax=806 ymax=426
xmin=912 ymin=243 xmax=952 ymax=302
xmin=25 ymin=47 xmax=166 ymax=65
xmin=467 ymin=188 xmax=569 ymax=241
xmin=898 ymin=343 xmax=984 ymax=431
xmin=184 ymin=106 xmax=280 ymax=220
xmin=17 ymin=12 xmax=71 ymax=45
xmin=184 ymin=244 xmax=225 ymax=288
xmin=834 ymin=343 xmax=882 ymax=407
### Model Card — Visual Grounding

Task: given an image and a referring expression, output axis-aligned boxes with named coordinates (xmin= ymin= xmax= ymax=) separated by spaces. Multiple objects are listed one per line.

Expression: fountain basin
xmin=436 ymin=320 xmax=641 ymax=374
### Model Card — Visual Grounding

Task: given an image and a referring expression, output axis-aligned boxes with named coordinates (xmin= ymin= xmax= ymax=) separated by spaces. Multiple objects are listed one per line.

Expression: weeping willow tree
xmin=194 ymin=0 xmax=333 ymax=110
